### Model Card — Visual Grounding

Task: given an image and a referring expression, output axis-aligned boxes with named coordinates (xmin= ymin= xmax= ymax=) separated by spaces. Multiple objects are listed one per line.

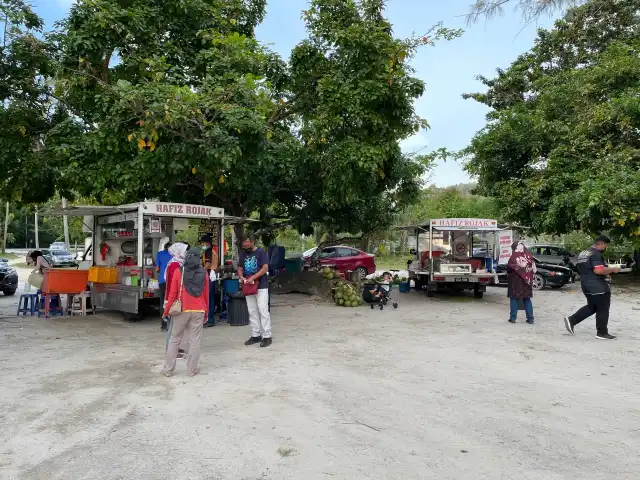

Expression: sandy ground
xmin=1 ymin=268 xmax=640 ymax=480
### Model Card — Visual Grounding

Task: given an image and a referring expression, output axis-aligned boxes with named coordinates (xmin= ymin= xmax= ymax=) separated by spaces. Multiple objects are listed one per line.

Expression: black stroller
xmin=370 ymin=283 xmax=398 ymax=311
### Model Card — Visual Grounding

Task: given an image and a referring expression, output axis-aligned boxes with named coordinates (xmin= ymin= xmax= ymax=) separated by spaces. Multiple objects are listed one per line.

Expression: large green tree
xmin=0 ymin=0 xmax=63 ymax=203
xmin=464 ymin=0 xmax=640 ymax=239
xmin=467 ymin=0 xmax=581 ymax=23
xmin=46 ymin=0 xmax=458 ymax=236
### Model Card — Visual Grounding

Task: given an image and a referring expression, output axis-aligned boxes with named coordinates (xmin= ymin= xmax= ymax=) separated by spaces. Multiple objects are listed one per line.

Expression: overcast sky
xmin=36 ymin=0 xmax=558 ymax=186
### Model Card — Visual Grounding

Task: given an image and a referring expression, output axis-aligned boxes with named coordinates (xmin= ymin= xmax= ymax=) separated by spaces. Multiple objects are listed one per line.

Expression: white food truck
xmin=46 ymin=201 xmax=238 ymax=318
xmin=399 ymin=218 xmax=500 ymax=298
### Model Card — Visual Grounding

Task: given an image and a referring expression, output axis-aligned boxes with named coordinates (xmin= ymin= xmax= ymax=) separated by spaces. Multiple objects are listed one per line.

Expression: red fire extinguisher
xmin=99 ymin=242 xmax=110 ymax=261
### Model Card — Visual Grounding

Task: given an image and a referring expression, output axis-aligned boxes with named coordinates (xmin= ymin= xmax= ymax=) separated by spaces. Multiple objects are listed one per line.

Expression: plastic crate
xmin=88 ymin=266 xmax=118 ymax=284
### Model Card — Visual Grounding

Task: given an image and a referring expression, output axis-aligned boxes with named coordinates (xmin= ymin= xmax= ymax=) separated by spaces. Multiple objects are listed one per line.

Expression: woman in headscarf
xmin=507 ymin=241 xmax=536 ymax=324
xmin=163 ymin=243 xmax=188 ymax=356
xmin=161 ymin=247 xmax=209 ymax=377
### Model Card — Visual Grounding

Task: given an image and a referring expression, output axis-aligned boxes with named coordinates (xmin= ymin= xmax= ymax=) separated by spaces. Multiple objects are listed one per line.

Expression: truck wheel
xmin=426 ymin=289 xmax=435 ymax=298
xmin=414 ymin=278 xmax=422 ymax=291
xmin=474 ymin=289 xmax=484 ymax=299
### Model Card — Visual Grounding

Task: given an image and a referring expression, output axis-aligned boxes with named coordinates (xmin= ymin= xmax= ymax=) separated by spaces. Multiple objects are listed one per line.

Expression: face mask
xmin=244 ymin=247 xmax=252 ymax=253
xmin=201 ymin=245 xmax=208 ymax=252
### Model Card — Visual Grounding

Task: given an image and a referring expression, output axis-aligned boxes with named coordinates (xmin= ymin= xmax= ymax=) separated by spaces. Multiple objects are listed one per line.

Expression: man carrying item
xmin=156 ymin=238 xmax=172 ymax=331
xmin=200 ymin=235 xmax=219 ymax=328
xmin=238 ymin=234 xmax=272 ymax=348
xmin=564 ymin=235 xmax=621 ymax=340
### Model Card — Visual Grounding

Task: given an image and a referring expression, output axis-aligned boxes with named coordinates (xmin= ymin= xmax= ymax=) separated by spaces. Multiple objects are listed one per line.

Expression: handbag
xmin=28 ymin=272 xmax=44 ymax=289
xmin=168 ymin=268 xmax=184 ymax=316
xmin=242 ymin=280 xmax=259 ymax=296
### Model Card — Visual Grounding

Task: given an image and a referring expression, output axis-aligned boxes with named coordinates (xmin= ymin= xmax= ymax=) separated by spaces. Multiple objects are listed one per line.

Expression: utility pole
xmin=34 ymin=206 xmax=39 ymax=249
xmin=2 ymin=202 xmax=8 ymax=254
xmin=62 ymin=197 xmax=70 ymax=249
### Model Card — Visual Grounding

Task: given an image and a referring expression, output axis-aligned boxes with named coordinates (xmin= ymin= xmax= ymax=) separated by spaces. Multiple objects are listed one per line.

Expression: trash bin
xmin=228 ymin=293 xmax=250 ymax=326
xmin=284 ymin=258 xmax=303 ymax=273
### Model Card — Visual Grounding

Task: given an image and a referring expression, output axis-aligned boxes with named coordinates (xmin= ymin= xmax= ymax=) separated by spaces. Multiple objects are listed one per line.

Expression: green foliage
xmin=466 ymin=0 xmax=579 ymax=24
xmin=405 ymin=184 xmax=499 ymax=223
xmin=46 ymin=0 xmax=459 ymax=236
xmin=0 ymin=0 xmax=63 ymax=203
xmin=464 ymin=0 xmax=640 ymax=240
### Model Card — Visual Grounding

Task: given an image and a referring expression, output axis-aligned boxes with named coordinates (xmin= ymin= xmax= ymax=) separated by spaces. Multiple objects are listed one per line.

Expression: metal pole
xmin=137 ymin=205 xmax=144 ymax=268
xmin=62 ymin=197 xmax=70 ymax=249
xmin=34 ymin=206 xmax=39 ymax=249
xmin=2 ymin=201 xmax=8 ymax=253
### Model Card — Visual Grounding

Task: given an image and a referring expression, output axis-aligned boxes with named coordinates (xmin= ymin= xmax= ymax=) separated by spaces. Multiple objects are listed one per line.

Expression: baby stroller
xmin=370 ymin=283 xmax=398 ymax=311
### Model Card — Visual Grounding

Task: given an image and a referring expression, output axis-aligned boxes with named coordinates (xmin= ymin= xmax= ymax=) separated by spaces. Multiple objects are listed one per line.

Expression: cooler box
xmin=223 ymin=278 xmax=240 ymax=295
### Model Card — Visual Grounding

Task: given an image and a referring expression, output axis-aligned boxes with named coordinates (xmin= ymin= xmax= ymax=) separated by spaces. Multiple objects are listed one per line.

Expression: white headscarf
xmin=165 ymin=242 xmax=188 ymax=282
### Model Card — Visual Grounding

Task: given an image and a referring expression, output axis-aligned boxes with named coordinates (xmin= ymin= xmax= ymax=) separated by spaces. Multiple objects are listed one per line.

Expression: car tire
xmin=354 ymin=267 xmax=368 ymax=280
xmin=3 ymin=289 xmax=16 ymax=296
xmin=473 ymin=287 xmax=484 ymax=299
xmin=532 ymin=273 xmax=546 ymax=291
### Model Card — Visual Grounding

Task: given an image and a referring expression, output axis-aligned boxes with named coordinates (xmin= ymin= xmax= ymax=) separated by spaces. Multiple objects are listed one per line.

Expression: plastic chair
xmin=17 ymin=293 xmax=39 ymax=316
xmin=38 ymin=294 xmax=64 ymax=318
xmin=68 ymin=291 xmax=95 ymax=316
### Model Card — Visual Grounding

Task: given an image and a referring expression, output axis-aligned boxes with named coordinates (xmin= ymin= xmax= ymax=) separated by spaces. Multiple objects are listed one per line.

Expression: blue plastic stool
xmin=38 ymin=294 xmax=64 ymax=318
xmin=17 ymin=293 xmax=39 ymax=316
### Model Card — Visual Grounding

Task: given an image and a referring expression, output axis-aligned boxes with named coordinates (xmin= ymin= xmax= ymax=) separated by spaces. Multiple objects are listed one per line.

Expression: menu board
xmin=198 ymin=219 xmax=220 ymax=247
xmin=498 ymin=231 xmax=514 ymax=265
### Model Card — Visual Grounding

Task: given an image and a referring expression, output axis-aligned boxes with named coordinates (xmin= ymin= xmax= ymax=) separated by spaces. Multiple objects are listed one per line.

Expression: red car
xmin=313 ymin=245 xmax=376 ymax=279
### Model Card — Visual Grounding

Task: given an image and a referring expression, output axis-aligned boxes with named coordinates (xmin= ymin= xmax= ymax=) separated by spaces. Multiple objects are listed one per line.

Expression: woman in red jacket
xmin=161 ymin=248 xmax=209 ymax=377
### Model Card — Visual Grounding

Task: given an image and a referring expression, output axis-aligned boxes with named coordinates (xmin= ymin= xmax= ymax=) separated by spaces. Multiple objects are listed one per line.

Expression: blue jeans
xmin=510 ymin=297 xmax=534 ymax=322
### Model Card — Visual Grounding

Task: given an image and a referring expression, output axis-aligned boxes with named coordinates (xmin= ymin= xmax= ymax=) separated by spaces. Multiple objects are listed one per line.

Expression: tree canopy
xmin=463 ymin=0 xmax=640 ymax=239
xmin=0 ymin=0 xmax=462 ymax=238
xmin=466 ymin=0 xmax=581 ymax=24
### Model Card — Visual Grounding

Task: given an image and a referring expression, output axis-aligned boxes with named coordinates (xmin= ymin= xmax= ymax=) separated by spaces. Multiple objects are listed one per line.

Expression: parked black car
xmin=496 ymin=259 xmax=574 ymax=290
xmin=0 ymin=259 xmax=18 ymax=296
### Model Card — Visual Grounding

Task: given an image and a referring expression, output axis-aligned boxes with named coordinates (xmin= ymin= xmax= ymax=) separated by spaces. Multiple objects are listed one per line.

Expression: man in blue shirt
xmin=238 ymin=234 xmax=271 ymax=347
xmin=156 ymin=240 xmax=172 ymax=331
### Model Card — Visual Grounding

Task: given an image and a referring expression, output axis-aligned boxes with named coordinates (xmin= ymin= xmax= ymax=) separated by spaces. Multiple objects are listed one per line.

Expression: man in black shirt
xmin=564 ymin=235 xmax=621 ymax=340
xmin=200 ymin=234 xmax=219 ymax=328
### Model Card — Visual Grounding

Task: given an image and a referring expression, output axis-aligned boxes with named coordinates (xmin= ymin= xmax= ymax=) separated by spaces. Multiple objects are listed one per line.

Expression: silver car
xmin=527 ymin=244 xmax=577 ymax=267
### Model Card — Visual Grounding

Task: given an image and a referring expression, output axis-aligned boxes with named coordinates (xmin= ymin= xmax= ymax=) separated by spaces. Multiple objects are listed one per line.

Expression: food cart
xmin=398 ymin=218 xmax=500 ymax=298
xmin=44 ymin=202 xmax=230 ymax=317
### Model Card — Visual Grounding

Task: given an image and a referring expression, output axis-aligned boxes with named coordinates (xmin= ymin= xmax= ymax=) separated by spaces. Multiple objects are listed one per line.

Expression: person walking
xmin=238 ymin=234 xmax=272 ymax=347
xmin=564 ymin=235 xmax=621 ymax=340
xmin=156 ymin=238 xmax=172 ymax=331
xmin=200 ymin=234 xmax=219 ymax=328
xmin=164 ymin=243 xmax=189 ymax=357
xmin=161 ymin=247 xmax=209 ymax=377
xmin=507 ymin=241 xmax=536 ymax=324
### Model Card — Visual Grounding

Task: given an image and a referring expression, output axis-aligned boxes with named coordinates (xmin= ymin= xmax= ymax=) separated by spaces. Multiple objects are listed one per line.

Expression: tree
xmin=463 ymin=0 xmax=640 ymax=240
xmin=466 ymin=0 xmax=581 ymax=24
xmin=47 ymin=0 xmax=459 ymax=237
xmin=0 ymin=0 xmax=63 ymax=203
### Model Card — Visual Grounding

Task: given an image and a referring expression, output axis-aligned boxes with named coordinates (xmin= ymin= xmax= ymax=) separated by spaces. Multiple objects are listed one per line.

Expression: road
xmin=1 ymin=280 xmax=639 ymax=479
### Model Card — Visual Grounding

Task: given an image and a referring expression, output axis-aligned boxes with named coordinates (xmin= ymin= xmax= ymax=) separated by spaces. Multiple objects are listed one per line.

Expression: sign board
xmin=141 ymin=202 xmax=224 ymax=219
xmin=198 ymin=219 xmax=220 ymax=250
xmin=431 ymin=218 xmax=499 ymax=231
xmin=150 ymin=218 xmax=161 ymax=234
xmin=498 ymin=230 xmax=514 ymax=265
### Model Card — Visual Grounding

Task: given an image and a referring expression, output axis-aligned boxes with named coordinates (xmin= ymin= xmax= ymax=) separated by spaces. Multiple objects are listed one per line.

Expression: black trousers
xmin=570 ymin=292 xmax=611 ymax=334
xmin=159 ymin=282 xmax=167 ymax=327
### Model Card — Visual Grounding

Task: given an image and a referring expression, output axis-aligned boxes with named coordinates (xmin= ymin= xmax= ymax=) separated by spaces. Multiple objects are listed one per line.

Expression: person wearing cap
xmin=200 ymin=234 xmax=219 ymax=327
xmin=563 ymin=235 xmax=622 ymax=340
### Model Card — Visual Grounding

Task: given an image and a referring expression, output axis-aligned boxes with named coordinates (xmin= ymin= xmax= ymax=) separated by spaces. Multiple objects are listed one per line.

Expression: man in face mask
xmin=199 ymin=235 xmax=219 ymax=328
xmin=564 ymin=235 xmax=621 ymax=340
xmin=238 ymin=234 xmax=272 ymax=347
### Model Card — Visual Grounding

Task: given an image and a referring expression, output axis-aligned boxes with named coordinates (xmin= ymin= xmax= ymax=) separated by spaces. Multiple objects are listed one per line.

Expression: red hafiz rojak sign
xmin=430 ymin=218 xmax=498 ymax=230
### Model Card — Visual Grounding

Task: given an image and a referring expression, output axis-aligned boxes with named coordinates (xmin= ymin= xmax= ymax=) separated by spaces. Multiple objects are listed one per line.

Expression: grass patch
xmin=0 ymin=252 xmax=20 ymax=260
xmin=376 ymin=256 xmax=412 ymax=272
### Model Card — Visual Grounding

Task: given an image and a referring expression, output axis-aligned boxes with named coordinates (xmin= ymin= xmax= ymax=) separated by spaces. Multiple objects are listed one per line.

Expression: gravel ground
xmin=1 ymin=268 xmax=639 ymax=480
